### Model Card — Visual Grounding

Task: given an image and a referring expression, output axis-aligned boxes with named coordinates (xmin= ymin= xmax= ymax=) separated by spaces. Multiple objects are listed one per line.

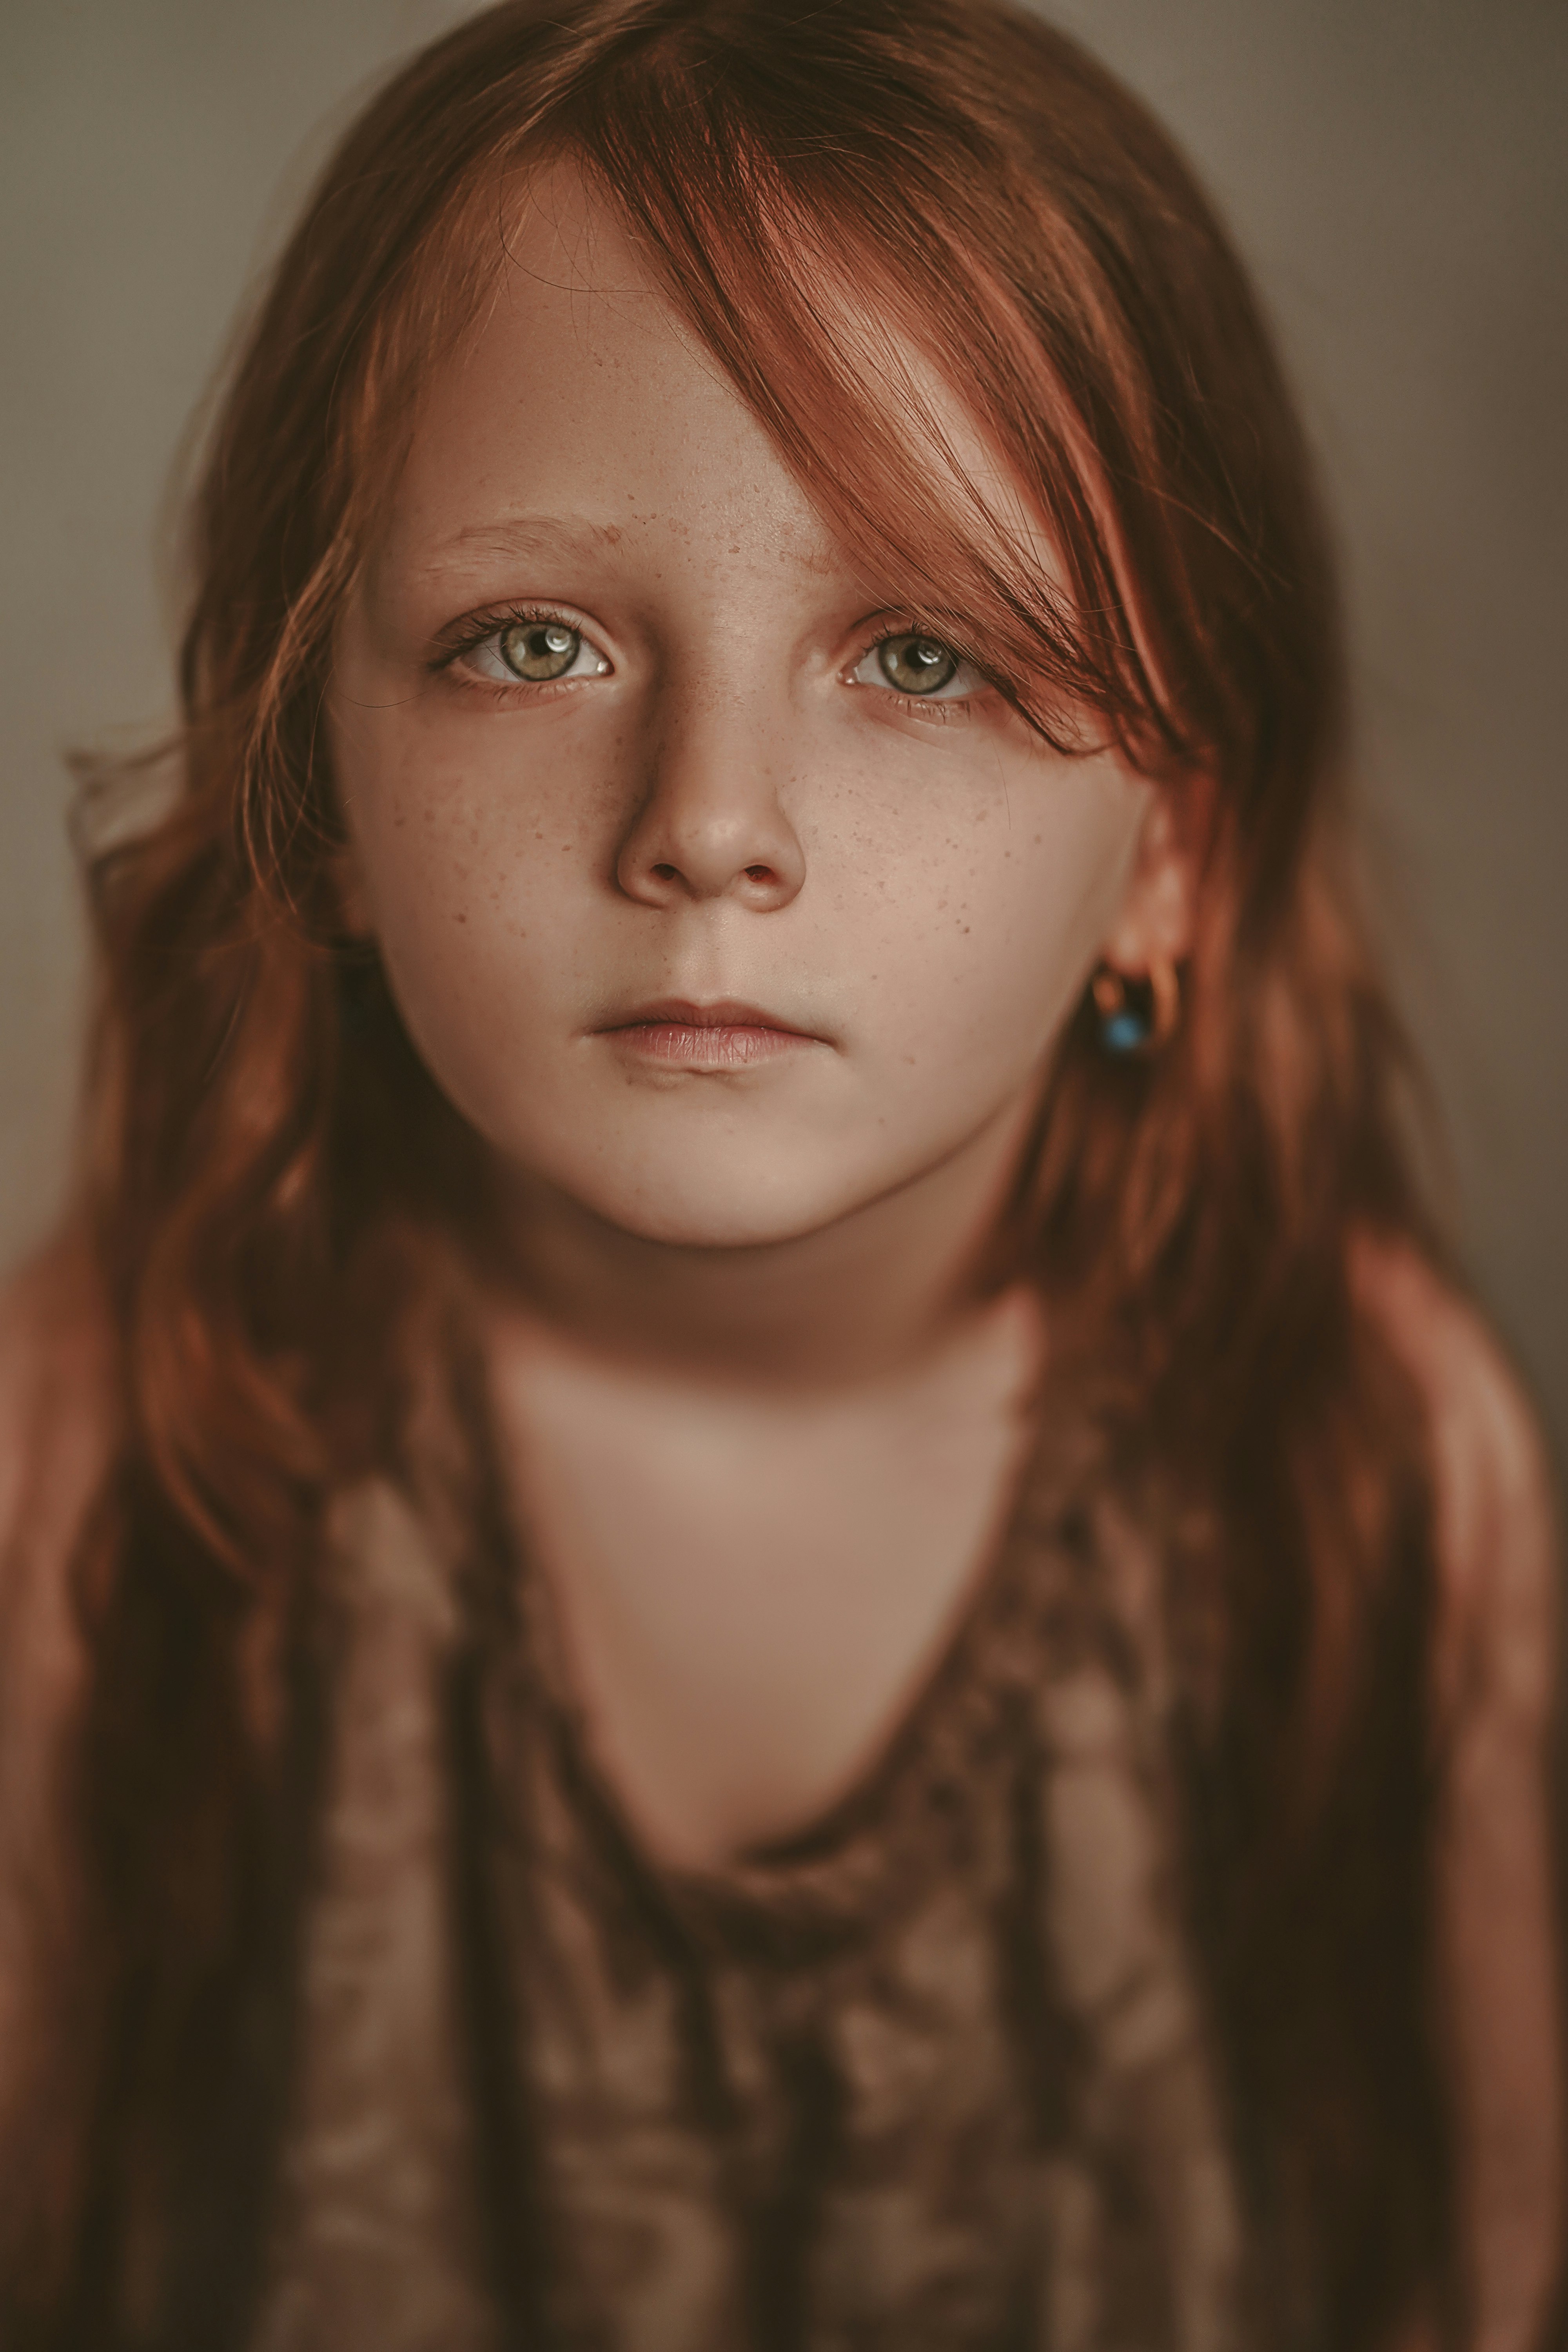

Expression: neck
xmin=486 ymin=1094 xmax=1039 ymax=1394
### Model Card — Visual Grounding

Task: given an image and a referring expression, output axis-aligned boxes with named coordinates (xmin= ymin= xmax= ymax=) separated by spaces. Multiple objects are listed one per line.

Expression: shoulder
xmin=0 ymin=1242 xmax=114 ymax=2149
xmin=1351 ymin=1234 xmax=1559 ymax=1731
xmin=0 ymin=1231 xmax=115 ymax=1704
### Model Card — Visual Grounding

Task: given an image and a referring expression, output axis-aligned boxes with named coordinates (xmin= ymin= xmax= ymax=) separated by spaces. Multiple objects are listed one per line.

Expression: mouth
xmin=594 ymin=996 xmax=824 ymax=1069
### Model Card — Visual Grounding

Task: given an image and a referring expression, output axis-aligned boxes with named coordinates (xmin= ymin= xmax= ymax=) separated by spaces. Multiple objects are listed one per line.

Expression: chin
xmin=547 ymin=1139 xmax=879 ymax=1255
xmin=586 ymin=1179 xmax=852 ymax=1254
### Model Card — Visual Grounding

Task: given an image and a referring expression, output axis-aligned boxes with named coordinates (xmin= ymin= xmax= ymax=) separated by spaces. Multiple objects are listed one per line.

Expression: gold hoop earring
xmin=1091 ymin=957 xmax=1181 ymax=1054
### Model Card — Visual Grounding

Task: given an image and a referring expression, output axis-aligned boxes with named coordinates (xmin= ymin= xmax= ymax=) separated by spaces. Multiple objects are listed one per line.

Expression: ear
xmin=1100 ymin=774 xmax=1212 ymax=975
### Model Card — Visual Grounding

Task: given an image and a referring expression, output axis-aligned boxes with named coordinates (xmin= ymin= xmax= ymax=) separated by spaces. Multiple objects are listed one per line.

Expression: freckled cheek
xmin=349 ymin=722 xmax=614 ymax=952
xmin=844 ymin=800 xmax=1122 ymax=1079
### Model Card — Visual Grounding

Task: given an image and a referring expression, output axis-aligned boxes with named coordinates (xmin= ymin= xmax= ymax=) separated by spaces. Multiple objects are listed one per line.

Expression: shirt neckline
xmin=466 ymin=1343 xmax=1120 ymax=1930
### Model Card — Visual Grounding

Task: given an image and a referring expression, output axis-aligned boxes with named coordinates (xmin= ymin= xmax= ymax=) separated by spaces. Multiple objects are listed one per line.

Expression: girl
xmin=0 ymin=1 xmax=1560 ymax=2346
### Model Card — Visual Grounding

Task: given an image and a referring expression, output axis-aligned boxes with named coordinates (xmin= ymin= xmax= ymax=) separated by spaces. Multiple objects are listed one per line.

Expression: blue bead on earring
xmin=1091 ymin=961 xmax=1181 ymax=1056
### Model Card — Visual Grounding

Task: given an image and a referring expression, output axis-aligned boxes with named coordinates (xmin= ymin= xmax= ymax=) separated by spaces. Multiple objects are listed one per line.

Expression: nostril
xmin=744 ymin=865 xmax=775 ymax=884
xmin=652 ymin=862 xmax=678 ymax=881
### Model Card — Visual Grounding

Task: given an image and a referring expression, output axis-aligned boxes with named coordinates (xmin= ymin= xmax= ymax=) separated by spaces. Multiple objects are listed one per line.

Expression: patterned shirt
xmin=257 ymin=1394 xmax=1247 ymax=2352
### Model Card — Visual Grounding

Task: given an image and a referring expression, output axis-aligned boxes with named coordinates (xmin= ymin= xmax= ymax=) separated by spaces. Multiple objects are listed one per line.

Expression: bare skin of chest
xmin=487 ymin=1292 xmax=1039 ymax=1872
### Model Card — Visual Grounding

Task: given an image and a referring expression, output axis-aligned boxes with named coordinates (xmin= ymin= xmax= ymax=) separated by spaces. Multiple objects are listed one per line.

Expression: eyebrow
xmin=416 ymin=514 xmax=626 ymax=577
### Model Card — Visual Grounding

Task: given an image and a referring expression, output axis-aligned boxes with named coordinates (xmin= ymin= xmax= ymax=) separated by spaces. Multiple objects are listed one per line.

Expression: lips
xmin=603 ymin=996 xmax=811 ymax=1035
xmin=596 ymin=996 xmax=822 ymax=1067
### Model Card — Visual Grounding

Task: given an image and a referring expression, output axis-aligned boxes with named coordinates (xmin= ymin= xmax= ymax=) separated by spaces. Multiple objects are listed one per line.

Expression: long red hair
xmin=3 ymin=2 xmax=1459 ymax=2343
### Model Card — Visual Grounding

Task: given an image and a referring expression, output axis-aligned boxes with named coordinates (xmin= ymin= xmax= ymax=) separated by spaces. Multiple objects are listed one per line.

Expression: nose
xmin=615 ymin=681 xmax=806 ymax=912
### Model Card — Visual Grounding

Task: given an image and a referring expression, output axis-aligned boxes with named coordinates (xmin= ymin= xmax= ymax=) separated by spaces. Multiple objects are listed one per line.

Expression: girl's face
xmin=331 ymin=165 xmax=1184 ymax=1252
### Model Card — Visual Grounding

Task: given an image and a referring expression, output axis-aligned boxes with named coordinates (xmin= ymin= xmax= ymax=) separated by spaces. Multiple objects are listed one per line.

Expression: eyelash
xmin=430 ymin=603 xmax=993 ymax=723
xmin=429 ymin=602 xmax=600 ymax=700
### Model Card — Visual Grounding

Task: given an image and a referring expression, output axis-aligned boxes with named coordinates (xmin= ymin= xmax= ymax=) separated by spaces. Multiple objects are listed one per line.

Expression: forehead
xmin=378 ymin=160 xmax=816 ymax=581
xmin=372 ymin=156 xmax=1057 ymax=597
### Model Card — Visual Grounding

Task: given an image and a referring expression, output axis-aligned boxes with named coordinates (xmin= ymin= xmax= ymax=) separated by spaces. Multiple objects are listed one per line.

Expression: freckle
xmin=455 ymin=912 xmax=468 ymax=924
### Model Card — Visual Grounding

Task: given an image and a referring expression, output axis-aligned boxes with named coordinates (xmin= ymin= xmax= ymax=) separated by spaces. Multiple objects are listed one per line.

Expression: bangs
xmin=503 ymin=12 xmax=1186 ymax=760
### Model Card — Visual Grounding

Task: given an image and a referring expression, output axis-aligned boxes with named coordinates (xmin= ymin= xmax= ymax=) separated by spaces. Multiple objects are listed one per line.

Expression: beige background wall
xmin=2 ymin=1 xmax=1564 ymax=1457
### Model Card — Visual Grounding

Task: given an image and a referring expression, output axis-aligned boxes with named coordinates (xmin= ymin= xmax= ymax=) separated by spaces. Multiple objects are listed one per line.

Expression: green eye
xmin=499 ymin=621 xmax=581 ymax=681
xmin=876 ymin=635 xmax=961 ymax=696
